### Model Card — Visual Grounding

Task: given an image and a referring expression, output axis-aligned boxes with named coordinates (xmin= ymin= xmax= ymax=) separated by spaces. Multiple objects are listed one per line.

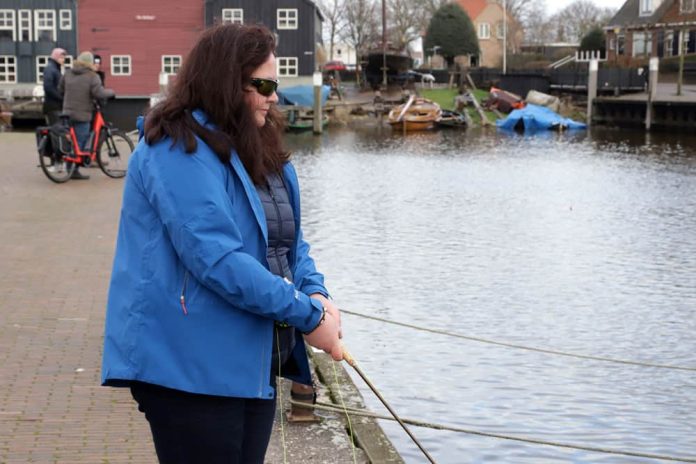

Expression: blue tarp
xmin=277 ymin=85 xmax=330 ymax=107
xmin=496 ymin=104 xmax=587 ymax=131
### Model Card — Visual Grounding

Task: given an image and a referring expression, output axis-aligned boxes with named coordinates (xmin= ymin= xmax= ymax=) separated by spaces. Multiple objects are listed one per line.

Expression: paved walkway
xmin=0 ymin=131 xmax=387 ymax=463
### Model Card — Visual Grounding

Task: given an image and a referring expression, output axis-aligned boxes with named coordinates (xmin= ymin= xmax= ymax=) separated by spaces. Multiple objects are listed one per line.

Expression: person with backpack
xmin=59 ymin=51 xmax=115 ymax=180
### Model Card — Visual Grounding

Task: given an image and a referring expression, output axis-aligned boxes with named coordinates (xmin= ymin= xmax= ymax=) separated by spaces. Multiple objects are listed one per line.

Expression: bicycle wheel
xmin=38 ymin=134 xmax=75 ymax=183
xmin=97 ymin=130 xmax=134 ymax=178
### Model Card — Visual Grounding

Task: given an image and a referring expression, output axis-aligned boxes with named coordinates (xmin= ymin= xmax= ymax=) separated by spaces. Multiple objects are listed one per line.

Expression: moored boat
xmin=388 ymin=96 xmax=441 ymax=131
xmin=436 ymin=109 xmax=468 ymax=129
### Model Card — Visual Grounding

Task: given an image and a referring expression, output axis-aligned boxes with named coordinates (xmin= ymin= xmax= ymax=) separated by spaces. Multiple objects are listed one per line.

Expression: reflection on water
xmin=286 ymin=125 xmax=696 ymax=463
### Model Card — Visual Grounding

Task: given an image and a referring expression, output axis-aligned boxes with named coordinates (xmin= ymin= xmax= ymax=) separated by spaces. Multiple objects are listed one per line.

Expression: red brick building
xmin=77 ymin=0 xmax=204 ymax=96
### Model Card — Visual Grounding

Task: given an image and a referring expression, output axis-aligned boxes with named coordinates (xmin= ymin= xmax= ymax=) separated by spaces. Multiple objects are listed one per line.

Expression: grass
xmin=421 ymin=87 xmax=499 ymax=125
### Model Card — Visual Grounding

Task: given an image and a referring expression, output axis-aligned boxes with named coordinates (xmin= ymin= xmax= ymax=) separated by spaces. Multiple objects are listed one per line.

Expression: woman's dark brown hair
xmin=144 ymin=23 xmax=288 ymax=184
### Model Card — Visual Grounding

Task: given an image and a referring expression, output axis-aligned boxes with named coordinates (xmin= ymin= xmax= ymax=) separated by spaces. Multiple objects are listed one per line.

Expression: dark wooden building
xmin=204 ymin=0 xmax=324 ymax=84
xmin=0 ymin=0 xmax=77 ymax=93
xmin=78 ymin=0 xmax=204 ymax=96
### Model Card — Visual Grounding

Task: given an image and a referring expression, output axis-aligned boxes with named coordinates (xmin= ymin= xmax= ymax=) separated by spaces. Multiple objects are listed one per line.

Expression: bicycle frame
xmin=62 ymin=106 xmax=108 ymax=165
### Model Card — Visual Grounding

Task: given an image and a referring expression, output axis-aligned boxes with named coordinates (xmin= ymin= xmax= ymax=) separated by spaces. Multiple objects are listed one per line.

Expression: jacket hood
xmin=71 ymin=62 xmax=94 ymax=74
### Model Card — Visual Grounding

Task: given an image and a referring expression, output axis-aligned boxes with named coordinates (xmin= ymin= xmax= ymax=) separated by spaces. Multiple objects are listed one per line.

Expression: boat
xmin=363 ymin=51 xmax=413 ymax=88
xmin=436 ymin=109 xmax=468 ymax=129
xmin=496 ymin=104 xmax=587 ymax=132
xmin=285 ymin=110 xmax=329 ymax=132
xmin=388 ymin=96 xmax=441 ymax=131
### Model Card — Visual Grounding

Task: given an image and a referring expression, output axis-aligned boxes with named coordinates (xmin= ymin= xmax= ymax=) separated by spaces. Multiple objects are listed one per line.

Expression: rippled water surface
xmin=285 ymin=126 xmax=696 ymax=464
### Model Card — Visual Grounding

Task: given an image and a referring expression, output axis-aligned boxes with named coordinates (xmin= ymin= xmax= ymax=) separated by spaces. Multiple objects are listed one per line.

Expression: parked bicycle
xmin=36 ymin=100 xmax=134 ymax=183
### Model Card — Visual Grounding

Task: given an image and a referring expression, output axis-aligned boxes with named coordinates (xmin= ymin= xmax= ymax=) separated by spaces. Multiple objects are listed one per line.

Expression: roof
xmin=456 ymin=0 xmax=488 ymax=21
xmin=606 ymin=0 xmax=674 ymax=28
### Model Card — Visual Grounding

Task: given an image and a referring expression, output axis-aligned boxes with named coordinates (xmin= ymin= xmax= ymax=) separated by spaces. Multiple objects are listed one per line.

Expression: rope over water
xmin=341 ymin=309 xmax=696 ymax=372
xmin=294 ymin=400 xmax=696 ymax=463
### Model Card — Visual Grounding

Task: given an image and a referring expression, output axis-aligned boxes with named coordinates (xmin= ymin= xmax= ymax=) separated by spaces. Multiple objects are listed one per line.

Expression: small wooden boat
xmin=436 ymin=109 xmax=468 ymax=129
xmin=388 ymin=96 xmax=441 ymax=131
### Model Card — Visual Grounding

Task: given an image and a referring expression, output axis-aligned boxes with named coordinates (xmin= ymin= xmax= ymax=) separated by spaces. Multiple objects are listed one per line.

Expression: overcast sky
xmin=547 ymin=0 xmax=627 ymax=14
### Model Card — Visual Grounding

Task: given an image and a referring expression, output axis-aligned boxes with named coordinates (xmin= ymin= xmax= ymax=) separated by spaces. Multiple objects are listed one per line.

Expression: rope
xmin=331 ymin=360 xmax=358 ymax=464
xmin=276 ymin=329 xmax=288 ymax=464
xmin=341 ymin=309 xmax=696 ymax=372
xmin=292 ymin=400 xmax=696 ymax=463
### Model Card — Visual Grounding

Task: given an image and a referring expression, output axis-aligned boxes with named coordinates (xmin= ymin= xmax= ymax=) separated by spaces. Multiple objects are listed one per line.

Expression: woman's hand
xmin=303 ymin=310 xmax=343 ymax=361
xmin=310 ymin=293 xmax=342 ymax=338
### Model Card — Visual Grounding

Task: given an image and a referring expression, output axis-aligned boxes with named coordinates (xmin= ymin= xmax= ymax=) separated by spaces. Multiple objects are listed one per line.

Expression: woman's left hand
xmin=310 ymin=293 xmax=342 ymax=338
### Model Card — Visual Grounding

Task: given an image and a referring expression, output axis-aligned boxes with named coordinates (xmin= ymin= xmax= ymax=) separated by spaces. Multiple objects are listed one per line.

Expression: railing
xmin=549 ymin=51 xmax=607 ymax=69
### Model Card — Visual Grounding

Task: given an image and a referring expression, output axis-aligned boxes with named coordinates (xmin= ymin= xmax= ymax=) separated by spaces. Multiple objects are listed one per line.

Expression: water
xmin=285 ymin=125 xmax=696 ymax=464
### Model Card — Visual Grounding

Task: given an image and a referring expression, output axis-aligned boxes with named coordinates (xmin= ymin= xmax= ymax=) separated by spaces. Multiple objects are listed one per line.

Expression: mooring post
xmin=645 ymin=57 xmax=659 ymax=130
xmin=313 ymin=71 xmax=323 ymax=135
xmin=587 ymin=59 xmax=598 ymax=125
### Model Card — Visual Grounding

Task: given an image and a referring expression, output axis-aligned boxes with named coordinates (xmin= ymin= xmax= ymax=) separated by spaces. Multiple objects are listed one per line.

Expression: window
xmin=222 ymin=8 xmax=243 ymax=24
xmin=18 ymin=10 xmax=31 ymax=41
xmin=640 ymin=0 xmax=652 ymax=15
xmin=63 ymin=55 xmax=73 ymax=71
xmin=36 ymin=55 xmax=49 ymax=83
xmin=681 ymin=0 xmax=696 ymax=12
xmin=617 ymin=35 xmax=625 ymax=55
xmin=34 ymin=10 xmax=56 ymax=41
xmin=111 ymin=55 xmax=131 ymax=75
xmin=496 ymin=22 xmax=505 ymax=39
xmin=59 ymin=10 xmax=72 ymax=30
xmin=632 ymin=31 xmax=652 ymax=57
xmin=664 ymin=31 xmax=674 ymax=57
xmin=478 ymin=23 xmax=490 ymax=39
xmin=277 ymin=9 xmax=298 ymax=30
xmin=0 ymin=10 xmax=16 ymax=41
xmin=0 ymin=55 xmax=16 ymax=83
xmin=162 ymin=55 xmax=181 ymax=75
xmin=277 ymin=57 xmax=298 ymax=77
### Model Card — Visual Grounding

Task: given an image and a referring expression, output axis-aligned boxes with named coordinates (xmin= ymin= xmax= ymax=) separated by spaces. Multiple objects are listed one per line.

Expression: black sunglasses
xmin=250 ymin=78 xmax=279 ymax=97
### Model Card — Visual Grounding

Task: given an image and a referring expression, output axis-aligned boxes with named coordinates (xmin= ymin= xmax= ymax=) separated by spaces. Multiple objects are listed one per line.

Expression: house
xmin=0 ymin=0 xmax=77 ymax=96
xmin=78 ymin=0 xmax=204 ymax=96
xmin=204 ymin=0 xmax=324 ymax=86
xmin=329 ymin=41 xmax=357 ymax=69
xmin=455 ymin=0 xmax=521 ymax=68
xmin=605 ymin=0 xmax=696 ymax=66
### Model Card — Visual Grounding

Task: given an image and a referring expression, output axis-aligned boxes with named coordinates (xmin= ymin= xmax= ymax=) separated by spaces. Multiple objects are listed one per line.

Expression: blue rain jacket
xmin=101 ymin=110 xmax=327 ymax=399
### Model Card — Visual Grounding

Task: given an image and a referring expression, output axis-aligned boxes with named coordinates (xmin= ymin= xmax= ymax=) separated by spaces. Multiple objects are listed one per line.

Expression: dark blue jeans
xmin=130 ymin=382 xmax=276 ymax=464
xmin=71 ymin=120 xmax=90 ymax=151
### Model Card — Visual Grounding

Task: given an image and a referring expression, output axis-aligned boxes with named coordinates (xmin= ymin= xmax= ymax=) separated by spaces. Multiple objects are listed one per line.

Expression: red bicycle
xmin=36 ymin=100 xmax=134 ymax=183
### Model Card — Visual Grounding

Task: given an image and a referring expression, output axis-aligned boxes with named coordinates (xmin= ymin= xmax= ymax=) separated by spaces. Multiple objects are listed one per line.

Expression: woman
xmin=101 ymin=24 xmax=343 ymax=463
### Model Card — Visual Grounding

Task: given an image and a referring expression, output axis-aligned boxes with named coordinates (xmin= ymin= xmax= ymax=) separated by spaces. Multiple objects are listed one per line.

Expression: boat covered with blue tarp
xmin=277 ymin=85 xmax=330 ymax=107
xmin=496 ymin=104 xmax=586 ymax=131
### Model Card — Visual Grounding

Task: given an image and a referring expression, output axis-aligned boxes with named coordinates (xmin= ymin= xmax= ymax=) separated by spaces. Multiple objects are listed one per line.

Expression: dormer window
xmin=640 ymin=0 xmax=653 ymax=15
xmin=681 ymin=0 xmax=696 ymax=13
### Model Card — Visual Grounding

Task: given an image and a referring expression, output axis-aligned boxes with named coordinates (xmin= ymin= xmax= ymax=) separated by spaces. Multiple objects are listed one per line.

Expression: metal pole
xmin=313 ymin=71 xmax=323 ymax=134
xmin=587 ymin=59 xmax=598 ymax=125
xmin=382 ymin=0 xmax=387 ymax=88
xmin=678 ymin=29 xmax=686 ymax=97
xmin=645 ymin=57 xmax=658 ymax=130
xmin=503 ymin=0 xmax=507 ymax=75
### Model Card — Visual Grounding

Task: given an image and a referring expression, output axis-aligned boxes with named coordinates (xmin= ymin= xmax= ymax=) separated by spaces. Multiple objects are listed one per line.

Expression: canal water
xmin=285 ymin=126 xmax=696 ymax=464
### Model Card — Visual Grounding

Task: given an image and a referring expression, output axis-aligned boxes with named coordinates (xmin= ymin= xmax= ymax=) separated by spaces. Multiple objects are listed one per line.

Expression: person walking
xmin=42 ymin=48 xmax=66 ymax=125
xmin=101 ymin=23 xmax=343 ymax=464
xmin=59 ymin=51 xmax=114 ymax=180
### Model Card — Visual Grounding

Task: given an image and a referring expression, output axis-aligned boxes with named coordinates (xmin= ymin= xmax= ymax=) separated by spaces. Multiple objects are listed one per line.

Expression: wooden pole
xmin=678 ymin=29 xmax=686 ymax=97
xmin=645 ymin=57 xmax=658 ymax=130
xmin=587 ymin=59 xmax=598 ymax=125
xmin=313 ymin=72 xmax=323 ymax=135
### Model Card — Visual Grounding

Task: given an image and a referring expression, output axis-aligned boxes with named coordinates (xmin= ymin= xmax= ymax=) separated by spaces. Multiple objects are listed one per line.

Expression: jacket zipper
xmin=179 ymin=271 xmax=189 ymax=315
xmin=267 ymin=180 xmax=285 ymax=277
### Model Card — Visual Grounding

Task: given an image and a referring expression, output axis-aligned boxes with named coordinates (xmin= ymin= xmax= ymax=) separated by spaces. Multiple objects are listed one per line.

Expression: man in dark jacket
xmin=42 ymin=48 xmax=66 ymax=125
xmin=59 ymin=51 xmax=115 ymax=180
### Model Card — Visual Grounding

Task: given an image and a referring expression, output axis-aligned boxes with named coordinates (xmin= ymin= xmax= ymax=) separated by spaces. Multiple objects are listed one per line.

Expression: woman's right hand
xmin=304 ymin=312 xmax=343 ymax=361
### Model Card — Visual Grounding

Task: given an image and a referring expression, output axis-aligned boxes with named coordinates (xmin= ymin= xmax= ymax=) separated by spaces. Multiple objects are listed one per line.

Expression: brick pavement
xmin=0 ymin=132 xmax=392 ymax=463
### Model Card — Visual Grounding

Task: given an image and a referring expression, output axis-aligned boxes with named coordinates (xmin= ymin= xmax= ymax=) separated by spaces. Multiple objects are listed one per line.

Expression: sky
xmin=547 ymin=0 xmax=627 ymax=14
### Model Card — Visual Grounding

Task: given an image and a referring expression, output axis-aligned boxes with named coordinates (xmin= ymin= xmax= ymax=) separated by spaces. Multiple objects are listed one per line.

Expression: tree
xmin=424 ymin=4 xmax=479 ymax=67
xmin=579 ymin=26 xmax=606 ymax=52
xmin=523 ymin=0 xmax=553 ymax=45
xmin=549 ymin=0 xmax=616 ymax=43
xmin=317 ymin=0 xmax=347 ymax=61
xmin=343 ymin=0 xmax=380 ymax=61
xmin=387 ymin=0 xmax=424 ymax=52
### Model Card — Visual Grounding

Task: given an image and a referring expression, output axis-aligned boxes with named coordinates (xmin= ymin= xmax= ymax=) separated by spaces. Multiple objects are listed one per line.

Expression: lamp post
xmin=503 ymin=0 xmax=507 ymax=75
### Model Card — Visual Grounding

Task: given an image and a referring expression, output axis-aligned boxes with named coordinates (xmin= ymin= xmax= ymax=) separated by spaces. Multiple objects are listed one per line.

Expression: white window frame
xmin=18 ymin=10 xmax=31 ymax=41
xmin=0 ymin=55 xmax=17 ymax=83
xmin=63 ymin=55 xmax=73 ymax=72
xmin=640 ymin=0 xmax=652 ymax=16
xmin=0 ymin=9 xmax=17 ymax=42
xmin=36 ymin=55 xmax=49 ymax=83
xmin=478 ymin=23 xmax=490 ymax=40
xmin=162 ymin=55 xmax=181 ymax=75
xmin=34 ymin=10 xmax=56 ymax=42
xmin=111 ymin=55 xmax=132 ymax=76
xmin=681 ymin=0 xmax=696 ymax=13
xmin=277 ymin=57 xmax=298 ymax=77
xmin=59 ymin=10 xmax=72 ymax=30
xmin=277 ymin=9 xmax=298 ymax=30
xmin=221 ymin=8 xmax=243 ymax=24
xmin=496 ymin=22 xmax=505 ymax=39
